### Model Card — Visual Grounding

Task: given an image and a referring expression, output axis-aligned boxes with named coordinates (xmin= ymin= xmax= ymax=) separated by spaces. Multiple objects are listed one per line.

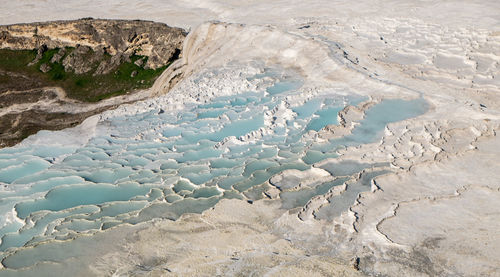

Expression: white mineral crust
xmin=0 ymin=1 xmax=499 ymax=276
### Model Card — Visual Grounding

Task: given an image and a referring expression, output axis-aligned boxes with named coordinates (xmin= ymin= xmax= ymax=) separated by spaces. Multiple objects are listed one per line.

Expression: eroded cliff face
xmin=0 ymin=18 xmax=186 ymax=70
xmin=0 ymin=19 xmax=187 ymax=148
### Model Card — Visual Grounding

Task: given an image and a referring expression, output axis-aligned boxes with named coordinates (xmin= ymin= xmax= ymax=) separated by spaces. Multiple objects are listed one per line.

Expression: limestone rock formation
xmin=0 ymin=19 xmax=187 ymax=148
xmin=0 ymin=18 xmax=186 ymax=70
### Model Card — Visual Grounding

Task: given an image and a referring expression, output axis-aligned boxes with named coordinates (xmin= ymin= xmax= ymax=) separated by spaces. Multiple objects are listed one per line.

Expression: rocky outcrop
xmin=0 ymin=19 xmax=187 ymax=148
xmin=0 ymin=18 xmax=186 ymax=70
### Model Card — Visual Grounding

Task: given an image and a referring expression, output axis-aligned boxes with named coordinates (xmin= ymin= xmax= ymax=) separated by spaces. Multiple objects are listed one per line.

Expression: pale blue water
xmin=306 ymin=106 xmax=343 ymax=131
xmin=0 ymin=70 xmax=427 ymax=256
xmin=266 ymin=80 xmax=302 ymax=95
xmin=303 ymin=98 xmax=428 ymax=163
xmin=15 ymin=182 xmax=152 ymax=219
xmin=292 ymin=98 xmax=322 ymax=119
xmin=0 ymin=158 xmax=51 ymax=183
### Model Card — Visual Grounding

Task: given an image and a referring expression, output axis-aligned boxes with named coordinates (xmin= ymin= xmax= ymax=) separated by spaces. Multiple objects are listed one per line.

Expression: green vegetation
xmin=0 ymin=47 xmax=169 ymax=102
xmin=0 ymin=49 xmax=37 ymax=69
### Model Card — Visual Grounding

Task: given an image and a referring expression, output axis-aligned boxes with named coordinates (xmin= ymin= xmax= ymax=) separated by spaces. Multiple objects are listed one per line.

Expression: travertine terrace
xmin=0 ymin=1 xmax=498 ymax=276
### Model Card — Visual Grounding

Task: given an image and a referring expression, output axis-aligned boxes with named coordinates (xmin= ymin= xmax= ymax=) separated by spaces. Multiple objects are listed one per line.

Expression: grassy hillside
xmin=0 ymin=48 xmax=170 ymax=102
